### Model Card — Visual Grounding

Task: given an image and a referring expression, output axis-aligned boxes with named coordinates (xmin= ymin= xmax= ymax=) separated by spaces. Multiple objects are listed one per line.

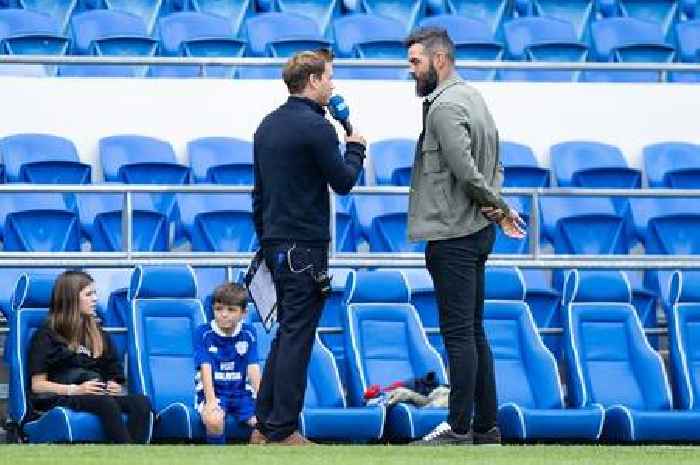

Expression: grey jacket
xmin=408 ymin=73 xmax=509 ymax=242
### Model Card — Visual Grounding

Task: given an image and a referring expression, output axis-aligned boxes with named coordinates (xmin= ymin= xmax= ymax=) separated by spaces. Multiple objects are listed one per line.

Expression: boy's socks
xmin=206 ymin=433 xmax=226 ymax=445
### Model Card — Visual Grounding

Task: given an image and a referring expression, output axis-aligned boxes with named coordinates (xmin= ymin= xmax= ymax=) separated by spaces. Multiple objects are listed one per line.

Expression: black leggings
xmin=59 ymin=394 xmax=152 ymax=444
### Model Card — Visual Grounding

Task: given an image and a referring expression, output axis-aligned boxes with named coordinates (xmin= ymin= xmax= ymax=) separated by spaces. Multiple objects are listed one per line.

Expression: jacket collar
xmin=287 ymin=95 xmax=326 ymax=116
xmin=425 ymin=71 xmax=462 ymax=104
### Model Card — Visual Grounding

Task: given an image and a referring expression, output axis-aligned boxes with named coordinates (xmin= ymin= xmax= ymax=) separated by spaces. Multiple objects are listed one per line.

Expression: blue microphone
xmin=328 ymin=95 xmax=354 ymax=136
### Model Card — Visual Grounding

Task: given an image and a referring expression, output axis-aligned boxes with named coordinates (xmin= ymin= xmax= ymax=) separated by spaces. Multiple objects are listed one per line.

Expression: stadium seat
xmin=62 ymin=10 xmax=157 ymax=77
xmin=538 ymin=196 xmax=630 ymax=254
xmin=332 ymin=14 xmax=406 ymax=79
xmin=154 ymin=12 xmax=246 ymax=78
xmin=550 ymin=141 xmax=641 ymax=188
xmin=352 ymin=194 xmax=414 ymax=250
xmin=318 ymin=267 xmax=354 ymax=385
xmin=500 ymin=141 xmax=550 ymax=188
xmin=103 ymin=0 xmax=164 ymax=34
xmin=361 ymin=0 xmax=425 ymax=33
xmin=519 ymin=269 xmax=562 ymax=356
xmin=175 ymin=193 xmax=256 ymax=251
xmin=585 ymin=18 xmax=675 ymax=82
xmin=643 ymin=142 xmax=700 ymax=188
xmin=8 ymin=273 xmax=147 ymax=443
xmin=493 ymin=195 xmax=530 ymax=254
xmin=531 ymin=0 xmax=595 ymax=41
xmin=501 ymin=17 xmax=588 ymax=82
xmin=484 ymin=267 xmax=605 ymax=441
xmin=563 ymin=269 xmax=700 ymax=442
xmin=621 ymin=269 xmax=659 ymax=348
xmin=191 ymin=0 xmax=255 ymax=38
xmin=0 ymin=192 xmax=69 ymax=242
xmin=670 ymin=20 xmax=700 ymax=82
xmin=100 ymin=135 xmax=189 ymax=222
xmin=129 ymin=265 xmax=250 ymax=441
xmin=335 ymin=196 xmax=358 ymax=252
xmin=418 ymin=15 xmax=504 ymax=81
xmin=668 ymin=270 xmax=700 ymax=411
xmin=343 ymin=270 xmax=448 ymax=440
xmin=275 ymin=0 xmax=341 ymax=37
xmin=0 ymin=9 xmax=69 ymax=77
xmin=188 ymin=137 xmax=253 ymax=184
xmin=0 ymin=134 xmax=90 ymax=184
xmin=370 ymin=138 xmax=415 ymax=186
xmin=18 ymin=0 xmax=75 ymax=32
xmin=445 ymin=0 xmax=509 ymax=39
xmin=619 ymin=0 xmax=679 ymax=39
xmin=0 ymin=268 xmax=32 ymax=320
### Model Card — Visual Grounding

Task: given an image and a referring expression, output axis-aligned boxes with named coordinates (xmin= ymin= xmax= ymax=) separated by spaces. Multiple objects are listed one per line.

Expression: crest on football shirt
xmin=235 ymin=341 xmax=249 ymax=355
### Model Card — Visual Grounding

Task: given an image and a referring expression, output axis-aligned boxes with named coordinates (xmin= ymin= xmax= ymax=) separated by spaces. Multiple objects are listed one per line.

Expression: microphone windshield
xmin=328 ymin=95 xmax=350 ymax=122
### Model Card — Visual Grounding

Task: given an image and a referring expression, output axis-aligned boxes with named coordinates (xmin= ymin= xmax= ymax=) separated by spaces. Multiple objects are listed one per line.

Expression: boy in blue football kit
xmin=193 ymin=283 xmax=261 ymax=444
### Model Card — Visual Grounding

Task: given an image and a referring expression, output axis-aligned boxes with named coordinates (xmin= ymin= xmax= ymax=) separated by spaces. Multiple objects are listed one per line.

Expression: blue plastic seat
xmin=484 ymin=267 xmax=604 ymax=441
xmin=8 ymin=273 xmax=147 ymax=443
xmin=335 ymin=196 xmax=358 ymax=252
xmin=361 ymin=0 xmax=425 ymax=33
xmin=128 ymin=265 xmax=250 ymax=441
xmin=188 ymin=137 xmax=253 ymax=184
xmin=100 ymin=135 xmax=189 ymax=222
xmin=332 ymin=14 xmax=406 ymax=79
xmin=343 ymin=270 xmax=448 ymax=440
xmin=0 ymin=192 xmax=69 ymax=242
xmin=317 ymin=267 xmax=354 ymax=385
xmin=352 ymin=193 xmax=414 ymax=249
xmin=551 ymin=141 xmax=641 ymax=188
xmin=0 ymin=134 xmax=90 ymax=184
xmin=18 ymin=0 xmax=75 ymax=32
xmin=370 ymin=138 xmax=415 ymax=186
xmin=275 ymin=0 xmax=341 ymax=37
xmin=585 ymin=18 xmax=675 ymax=82
xmin=670 ymin=20 xmax=700 ymax=82
xmin=621 ymin=269 xmax=659 ymax=349
xmin=0 ymin=9 xmax=69 ymax=77
xmin=501 ymin=17 xmax=588 ymax=82
xmin=563 ymin=269 xmax=700 ymax=442
xmin=644 ymin=142 xmax=700 ymax=188
xmin=175 ymin=193 xmax=256 ymax=251
xmin=153 ymin=12 xmax=246 ymax=78
xmin=668 ymin=270 xmax=700 ymax=411
xmin=61 ymin=10 xmax=157 ymax=77
xmin=191 ymin=0 xmax=255 ymax=38
xmin=531 ymin=0 xmax=595 ymax=40
xmin=619 ymin=0 xmax=679 ymax=40
xmin=103 ymin=0 xmax=164 ymax=34
xmin=446 ymin=0 xmax=509 ymax=39
xmin=519 ymin=268 xmax=562 ymax=356
xmin=500 ymin=141 xmax=550 ymax=188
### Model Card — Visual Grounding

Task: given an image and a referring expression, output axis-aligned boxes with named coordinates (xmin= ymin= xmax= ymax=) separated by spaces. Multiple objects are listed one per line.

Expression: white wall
xmin=1 ymin=77 xmax=699 ymax=179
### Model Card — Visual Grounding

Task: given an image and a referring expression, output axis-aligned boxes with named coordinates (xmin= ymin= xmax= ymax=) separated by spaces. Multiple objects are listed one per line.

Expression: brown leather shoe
xmin=275 ymin=431 xmax=314 ymax=446
xmin=249 ymin=429 xmax=268 ymax=445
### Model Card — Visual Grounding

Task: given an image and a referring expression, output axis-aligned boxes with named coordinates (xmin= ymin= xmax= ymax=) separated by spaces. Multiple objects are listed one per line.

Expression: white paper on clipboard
xmin=246 ymin=254 xmax=277 ymax=332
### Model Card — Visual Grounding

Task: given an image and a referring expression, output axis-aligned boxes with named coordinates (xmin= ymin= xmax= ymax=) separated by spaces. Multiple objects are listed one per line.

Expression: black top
xmin=252 ymin=96 xmax=365 ymax=246
xmin=28 ymin=324 xmax=125 ymax=411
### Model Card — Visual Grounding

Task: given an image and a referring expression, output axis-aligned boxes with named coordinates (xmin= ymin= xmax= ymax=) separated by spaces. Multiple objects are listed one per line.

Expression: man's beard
xmin=412 ymin=64 xmax=439 ymax=97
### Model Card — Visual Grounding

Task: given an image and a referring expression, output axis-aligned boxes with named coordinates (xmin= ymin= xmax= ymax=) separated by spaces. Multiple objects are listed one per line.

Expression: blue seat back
xmin=619 ymin=0 xmax=679 ymax=39
xmin=563 ymin=269 xmax=672 ymax=410
xmin=629 ymin=197 xmax=696 ymax=244
xmin=188 ymin=137 xmax=253 ymax=184
xmin=175 ymin=193 xmax=253 ymax=245
xmin=551 ymin=141 xmax=640 ymax=188
xmin=245 ymin=12 xmax=325 ymax=57
xmin=5 ymin=209 xmax=81 ymax=252
xmin=100 ymin=135 xmax=178 ymax=182
xmin=484 ymin=267 xmax=564 ymax=409
xmin=158 ymin=12 xmax=237 ymax=56
xmin=676 ymin=20 xmax=700 ymax=62
xmin=645 ymin=213 xmax=700 ymax=255
xmin=362 ymin=195 xmax=423 ymax=253
xmin=591 ymin=17 xmax=669 ymax=60
xmin=70 ymin=9 xmax=151 ymax=54
xmin=192 ymin=0 xmax=255 ymax=37
xmin=532 ymin=0 xmax=595 ymax=40
xmin=446 ymin=0 xmax=508 ymax=38
xmin=15 ymin=1 xmax=73 ymax=32
xmin=332 ymin=14 xmax=405 ymax=58
xmin=669 ymin=270 xmax=700 ymax=410
xmin=644 ymin=142 xmax=700 ymax=189
xmin=343 ymin=270 xmax=447 ymax=406
xmin=104 ymin=0 xmax=164 ymax=34
xmin=500 ymin=141 xmax=549 ymax=188
xmin=504 ymin=17 xmax=581 ymax=59
xmin=305 ymin=334 xmax=346 ymax=408
xmin=275 ymin=0 xmax=340 ymax=36
xmin=370 ymin=139 xmax=415 ymax=186
xmin=352 ymin=193 xmax=409 ymax=244
xmin=128 ymin=266 xmax=206 ymax=412
xmin=0 ymin=134 xmax=80 ymax=183
xmin=361 ymin=0 xmax=425 ymax=33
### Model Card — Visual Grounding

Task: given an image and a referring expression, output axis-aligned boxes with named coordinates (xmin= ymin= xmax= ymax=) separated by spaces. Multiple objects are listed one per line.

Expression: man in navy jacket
xmin=251 ymin=49 xmax=366 ymax=445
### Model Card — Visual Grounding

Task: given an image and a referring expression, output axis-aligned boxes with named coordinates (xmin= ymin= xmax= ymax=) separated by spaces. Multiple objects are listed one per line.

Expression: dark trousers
xmin=59 ymin=394 xmax=152 ymax=444
xmin=256 ymin=243 xmax=328 ymax=441
xmin=425 ymin=224 xmax=497 ymax=435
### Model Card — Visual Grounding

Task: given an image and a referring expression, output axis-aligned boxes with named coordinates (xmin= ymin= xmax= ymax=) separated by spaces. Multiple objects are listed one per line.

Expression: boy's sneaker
xmin=473 ymin=426 xmax=502 ymax=446
xmin=409 ymin=422 xmax=473 ymax=446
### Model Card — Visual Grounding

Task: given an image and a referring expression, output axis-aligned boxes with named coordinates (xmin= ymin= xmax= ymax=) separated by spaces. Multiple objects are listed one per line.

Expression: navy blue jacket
xmin=252 ymin=96 xmax=365 ymax=245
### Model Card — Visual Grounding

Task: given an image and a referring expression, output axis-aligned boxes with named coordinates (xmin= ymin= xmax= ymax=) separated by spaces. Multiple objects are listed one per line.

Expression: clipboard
xmin=245 ymin=250 xmax=277 ymax=332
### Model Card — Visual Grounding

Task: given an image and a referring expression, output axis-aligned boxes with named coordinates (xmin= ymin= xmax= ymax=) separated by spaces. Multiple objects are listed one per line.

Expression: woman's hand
xmin=76 ymin=379 xmax=107 ymax=395
xmin=105 ymin=380 xmax=124 ymax=396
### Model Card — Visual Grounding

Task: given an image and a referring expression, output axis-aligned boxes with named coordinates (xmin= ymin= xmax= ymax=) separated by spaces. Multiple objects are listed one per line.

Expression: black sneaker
xmin=409 ymin=422 xmax=473 ymax=446
xmin=473 ymin=426 xmax=502 ymax=446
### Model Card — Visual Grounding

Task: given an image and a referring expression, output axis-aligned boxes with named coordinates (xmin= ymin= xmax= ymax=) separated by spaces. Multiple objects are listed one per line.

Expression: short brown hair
xmin=405 ymin=27 xmax=455 ymax=64
xmin=282 ymin=49 xmax=334 ymax=94
xmin=213 ymin=282 xmax=248 ymax=309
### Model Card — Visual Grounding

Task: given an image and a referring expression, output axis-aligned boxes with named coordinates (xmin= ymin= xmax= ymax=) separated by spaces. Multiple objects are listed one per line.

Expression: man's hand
xmin=481 ymin=206 xmax=505 ymax=223
xmin=499 ymin=210 xmax=527 ymax=239
xmin=345 ymin=133 xmax=367 ymax=147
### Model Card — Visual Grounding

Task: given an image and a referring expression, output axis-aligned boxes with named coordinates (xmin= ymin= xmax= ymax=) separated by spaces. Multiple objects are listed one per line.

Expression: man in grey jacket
xmin=405 ymin=28 xmax=526 ymax=446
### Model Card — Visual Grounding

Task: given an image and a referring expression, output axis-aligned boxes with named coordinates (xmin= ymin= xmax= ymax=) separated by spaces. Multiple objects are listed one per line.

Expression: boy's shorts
xmin=196 ymin=393 xmax=255 ymax=424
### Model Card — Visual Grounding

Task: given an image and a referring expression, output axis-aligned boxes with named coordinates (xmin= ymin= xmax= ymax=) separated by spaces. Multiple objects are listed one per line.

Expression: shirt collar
xmin=287 ymin=95 xmax=326 ymax=116
xmin=425 ymin=71 xmax=462 ymax=104
xmin=211 ymin=320 xmax=242 ymax=338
